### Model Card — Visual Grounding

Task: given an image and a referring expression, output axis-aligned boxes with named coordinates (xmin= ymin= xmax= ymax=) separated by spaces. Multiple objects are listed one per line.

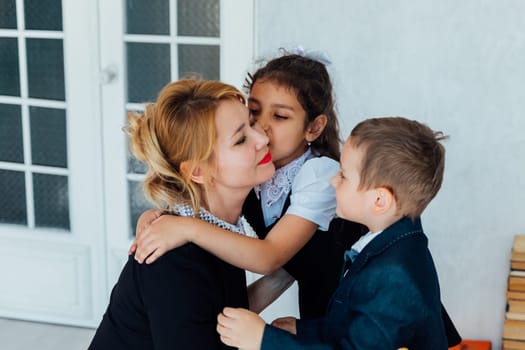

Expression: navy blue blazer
xmin=261 ymin=217 xmax=448 ymax=349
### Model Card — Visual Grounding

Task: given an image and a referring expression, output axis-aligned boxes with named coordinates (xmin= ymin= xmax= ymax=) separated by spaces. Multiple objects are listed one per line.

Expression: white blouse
xmin=255 ymin=149 xmax=339 ymax=231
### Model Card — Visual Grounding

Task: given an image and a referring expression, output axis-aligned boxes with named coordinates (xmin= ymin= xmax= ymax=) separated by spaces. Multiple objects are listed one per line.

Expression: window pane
xmin=33 ymin=173 xmax=69 ymax=230
xmin=0 ymin=104 xmax=23 ymax=163
xmin=0 ymin=38 xmax=20 ymax=96
xmin=178 ymin=44 xmax=219 ymax=80
xmin=126 ymin=0 xmax=169 ymax=35
xmin=26 ymin=38 xmax=65 ymax=100
xmin=0 ymin=170 xmax=27 ymax=225
xmin=24 ymin=0 xmax=62 ymax=31
xmin=30 ymin=106 xmax=67 ymax=168
xmin=128 ymin=153 xmax=147 ymax=174
xmin=126 ymin=110 xmax=148 ymax=173
xmin=178 ymin=0 xmax=219 ymax=37
xmin=128 ymin=180 xmax=152 ymax=237
xmin=0 ymin=0 xmax=17 ymax=29
xmin=127 ymin=42 xmax=170 ymax=103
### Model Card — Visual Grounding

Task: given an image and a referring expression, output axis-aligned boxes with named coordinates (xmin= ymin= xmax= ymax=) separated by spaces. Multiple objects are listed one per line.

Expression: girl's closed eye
xmin=274 ymin=114 xmax=288 ymax=120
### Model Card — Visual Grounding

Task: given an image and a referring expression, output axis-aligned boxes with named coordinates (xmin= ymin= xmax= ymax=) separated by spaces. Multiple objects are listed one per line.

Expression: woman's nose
xmin=253 ymin=127 xmax=269 ymax=149
xmin=256 ymin=115 xmax=269 ymax=134
xmin=252 ymin=120 xmax=265 ymax=134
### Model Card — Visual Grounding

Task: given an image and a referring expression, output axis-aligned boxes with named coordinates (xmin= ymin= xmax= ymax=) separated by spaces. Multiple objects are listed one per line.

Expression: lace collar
xmin=171 ymin=204 xmax=256 ymax=238
xmin=255 ymin=148 xmax=312 ymax=206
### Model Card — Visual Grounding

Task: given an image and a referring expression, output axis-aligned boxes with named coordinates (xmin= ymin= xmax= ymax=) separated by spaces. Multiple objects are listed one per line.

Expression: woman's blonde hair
xmin=126 ymin=79 xmax=245 ymax=213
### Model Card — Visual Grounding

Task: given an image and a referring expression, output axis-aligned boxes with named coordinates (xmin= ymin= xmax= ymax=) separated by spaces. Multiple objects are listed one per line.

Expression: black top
xmin=242 ymin=190 xmax=365 ymax=319
xmin=89 ymin=242 xmax=248 ymax=349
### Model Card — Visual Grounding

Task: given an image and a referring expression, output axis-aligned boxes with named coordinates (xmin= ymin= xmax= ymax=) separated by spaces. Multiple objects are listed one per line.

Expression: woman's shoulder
xmin=135 ymin=243 xmax=215 ymax=272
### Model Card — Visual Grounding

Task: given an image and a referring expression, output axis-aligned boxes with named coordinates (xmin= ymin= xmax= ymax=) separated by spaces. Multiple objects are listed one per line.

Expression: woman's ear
xmin=180 ymin=161 xmax=206 ymax=184
xmin=371 ymin=187 xmax=395 ymax=215
xmin=305 ymin=114 xmax=328 ymax=142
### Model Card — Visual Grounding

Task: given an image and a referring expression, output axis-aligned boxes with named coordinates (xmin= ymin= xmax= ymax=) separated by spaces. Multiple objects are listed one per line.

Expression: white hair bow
xmin=282 ymin=46 xmax=332 ymax=65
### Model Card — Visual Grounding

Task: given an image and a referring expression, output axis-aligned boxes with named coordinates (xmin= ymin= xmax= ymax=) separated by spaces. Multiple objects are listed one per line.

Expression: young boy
xmin=217 ymin=117 xmax=450 ymax=349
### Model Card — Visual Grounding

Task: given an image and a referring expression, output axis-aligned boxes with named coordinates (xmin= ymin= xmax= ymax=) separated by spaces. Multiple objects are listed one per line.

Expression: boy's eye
xmin=234 ymin=136 xmax=247 ymax=145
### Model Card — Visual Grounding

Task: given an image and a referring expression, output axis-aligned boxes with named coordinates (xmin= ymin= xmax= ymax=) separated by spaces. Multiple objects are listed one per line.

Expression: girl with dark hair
xmin=131 ymin=50 xmax=364 ymax=319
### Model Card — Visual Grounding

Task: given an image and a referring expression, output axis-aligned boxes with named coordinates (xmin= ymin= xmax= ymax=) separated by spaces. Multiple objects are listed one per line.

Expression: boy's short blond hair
xmin=349 ymin=117 xmax=447 ymax=219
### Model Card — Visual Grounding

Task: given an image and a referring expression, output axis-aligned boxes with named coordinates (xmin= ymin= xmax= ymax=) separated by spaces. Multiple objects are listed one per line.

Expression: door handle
xmin=100 ymin=65 xmax=119 ymax=84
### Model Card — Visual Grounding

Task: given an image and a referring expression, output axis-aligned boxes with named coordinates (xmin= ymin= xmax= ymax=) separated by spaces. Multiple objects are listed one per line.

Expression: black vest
xmin=242 ymin=189 xmax=365 ymax=319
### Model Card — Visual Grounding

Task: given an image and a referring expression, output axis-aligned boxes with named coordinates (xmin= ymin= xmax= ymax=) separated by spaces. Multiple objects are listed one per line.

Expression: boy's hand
xmin=133 ymin=215 xmax=191 ymax=264
xmin=217 ymin=307 xmax=265 ymax=350
xmin=128 ymin=209 xmax=162 ymax=255
xmin=271 ymin=316 xmax=297 ymax=334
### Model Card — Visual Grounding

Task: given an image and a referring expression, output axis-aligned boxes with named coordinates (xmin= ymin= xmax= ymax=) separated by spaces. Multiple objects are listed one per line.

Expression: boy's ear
xmin=371 ymin=187 xmax=395 ymax=215
xmin=305 ymin=114 xmax=328 ymax=142
xmin=180 ymin=160 xmax=206 ymax=184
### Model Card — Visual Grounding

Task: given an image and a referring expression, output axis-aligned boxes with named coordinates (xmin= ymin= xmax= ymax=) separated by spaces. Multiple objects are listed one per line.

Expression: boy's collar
xmin=350 ymin=217 xmax=424 ymax=270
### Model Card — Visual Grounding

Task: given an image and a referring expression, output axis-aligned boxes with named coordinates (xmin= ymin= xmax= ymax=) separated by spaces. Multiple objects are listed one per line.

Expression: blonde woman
xmin=89 ymin=79 xmax=275 ymax=349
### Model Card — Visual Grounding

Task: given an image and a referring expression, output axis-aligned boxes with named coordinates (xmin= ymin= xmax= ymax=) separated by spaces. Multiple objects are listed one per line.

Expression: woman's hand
xmin=133 ymin=215 xmax=193 ymax=264
xmin=217 ymin=307 xmax=265 ymax=350
xmin=128 ymin=209 xmax=162 ymax=255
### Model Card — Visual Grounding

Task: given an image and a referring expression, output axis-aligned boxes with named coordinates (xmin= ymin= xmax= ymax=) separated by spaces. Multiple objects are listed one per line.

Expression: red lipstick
xmin=258 ymin=152 xmax=272 ymax=165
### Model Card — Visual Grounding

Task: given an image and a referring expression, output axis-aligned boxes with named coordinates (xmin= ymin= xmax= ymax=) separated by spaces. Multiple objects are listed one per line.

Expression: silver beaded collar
xmin=170 ymin=204 xmax=257 ymax=238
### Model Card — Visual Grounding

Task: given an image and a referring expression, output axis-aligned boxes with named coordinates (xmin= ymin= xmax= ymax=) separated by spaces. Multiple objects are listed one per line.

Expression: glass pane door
xmin=0 ymin=0 xmax=255 ymax=328
xmin=0 ymin=0 xmax=69 ymax=231
xmin=124 ymin=0 xmax=222 ymax=236
xmin=0 ymin=0 xmax=107 ymax=327
xmin=100 ymin=0 xmax=255 ymax=288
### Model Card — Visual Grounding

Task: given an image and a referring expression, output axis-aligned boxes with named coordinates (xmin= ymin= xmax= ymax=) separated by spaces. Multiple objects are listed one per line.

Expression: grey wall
xmin=255 ymin=0 xmax=525 ymax=346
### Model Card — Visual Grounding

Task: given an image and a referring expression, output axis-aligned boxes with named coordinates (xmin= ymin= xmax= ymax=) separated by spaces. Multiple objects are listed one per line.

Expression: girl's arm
xmin=134 ymin=213 xmax=318 ymax=274
xmin=247 ymin=268 xmax=295 ymax=314
xmin=133 ymin=157 xmax=339 ymax=274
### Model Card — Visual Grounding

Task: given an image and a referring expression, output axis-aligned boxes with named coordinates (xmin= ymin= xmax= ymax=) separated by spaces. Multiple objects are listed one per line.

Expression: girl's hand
xmin=271 ymin=316 xmax=297 ymax=334
xmin=128 ymin=209 xmax=162 ymax=255
xmin=217 ymin=307 xmax=265 ymax=350
xmin=133 ymin=215 xmax=192 ymax=264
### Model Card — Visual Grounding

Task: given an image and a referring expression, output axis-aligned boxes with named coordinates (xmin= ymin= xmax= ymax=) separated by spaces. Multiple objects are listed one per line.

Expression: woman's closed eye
xmin=234 ymin=135 xmax=247 ymax=145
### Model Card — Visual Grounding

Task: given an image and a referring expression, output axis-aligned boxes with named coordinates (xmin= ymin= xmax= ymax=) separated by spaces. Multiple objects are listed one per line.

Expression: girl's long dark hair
xmin=246 ymin=53 xmax=341 ymax=160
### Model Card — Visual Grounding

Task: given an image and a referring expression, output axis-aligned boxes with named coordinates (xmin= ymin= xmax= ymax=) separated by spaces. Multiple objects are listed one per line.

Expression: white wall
xmin=255 ymin=0 xmax=525 ymax=347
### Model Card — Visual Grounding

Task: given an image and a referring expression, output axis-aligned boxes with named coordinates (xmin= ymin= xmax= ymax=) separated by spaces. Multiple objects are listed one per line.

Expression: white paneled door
xmin=0 ymin=0 xmax=254 ymax=327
